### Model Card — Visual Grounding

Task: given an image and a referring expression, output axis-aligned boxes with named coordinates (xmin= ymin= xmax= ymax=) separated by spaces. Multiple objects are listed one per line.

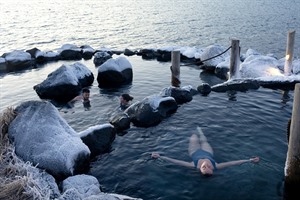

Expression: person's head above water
xmin=199 ymin=159 xmax=214 ymax=176
xmin=82 ymin=88 xmax=90 ymax=101
xmin=120 ymin=93 xmax=133 ymax=105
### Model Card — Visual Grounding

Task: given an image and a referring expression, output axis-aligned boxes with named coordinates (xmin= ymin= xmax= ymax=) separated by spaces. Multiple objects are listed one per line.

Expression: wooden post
xmin=171 ymin=50 xmax=181 ymax=87
xmin=229 ymin=39 xmax=240 ymax=79
xmin=285 ymin=83 xmax=300 ymax=199
xmin=284 ymin=30 xmax=296 ymax=75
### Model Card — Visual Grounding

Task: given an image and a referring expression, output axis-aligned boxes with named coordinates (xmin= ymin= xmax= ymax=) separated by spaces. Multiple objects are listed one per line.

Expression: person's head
xmin=82 ymin=88 xmax=90 ymax=101
xmin=199 ymin=160 xmax=214 ymax=176
xmin=120 ymin=93 xmax=133 ymax=105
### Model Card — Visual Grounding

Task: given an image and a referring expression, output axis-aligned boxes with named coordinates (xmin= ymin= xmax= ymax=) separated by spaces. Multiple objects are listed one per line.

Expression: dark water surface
xmin=0 ymin=0 xmax=298 ymax=199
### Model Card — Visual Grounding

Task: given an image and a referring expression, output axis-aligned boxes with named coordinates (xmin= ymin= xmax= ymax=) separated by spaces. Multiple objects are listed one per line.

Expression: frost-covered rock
xmin=61 ymin=175 xmax=101 ymax=198
xmin=200 ymin=45 xmax=230 ymax=70
xmin=79 ymin=124 xmax=116 ymax=157
xmin=81 ymin=45 xmax=95 ymax=60
xmin=125 ymin=95 xmax=178 ymax=127
xmin=34 ymin=62 xmax=94 ymax=102
xmin=97 ymin=57 xmax=133 ymax=88
xmin=160 ymin=85 xmax=195 ymax=104
xmin=58 ymin=44 xmax=82 ymax=60
xmin=8 ymin=101 xmax=91 ymax=179
xmin=2 ymin=50 xmax=33 ymax=71
xmin=240 ymin=55 xmax=282 ymax=78
xmin=36 ymin=50 xmax=61 ymax=63
xmin=93 ymin=51 xmax=112 ymax=66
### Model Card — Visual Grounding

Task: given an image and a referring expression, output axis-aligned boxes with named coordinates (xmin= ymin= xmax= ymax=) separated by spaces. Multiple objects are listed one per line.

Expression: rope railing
xmin=179 ymin=46 xmax=232 ymax=67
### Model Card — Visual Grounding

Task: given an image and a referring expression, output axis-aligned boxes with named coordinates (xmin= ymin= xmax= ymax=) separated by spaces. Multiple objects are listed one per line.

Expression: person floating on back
xmin=119 ymin=93 xmax=134 ymax=110
xmin=151 ymin=126 xmax=260 ymax=176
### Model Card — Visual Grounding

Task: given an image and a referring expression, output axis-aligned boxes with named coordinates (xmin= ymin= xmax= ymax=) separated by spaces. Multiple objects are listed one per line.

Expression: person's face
xmin=120 ymin=96 xmax=128 ymax=105
xmin=82 ymin=92 xmax=90 ymax=101
xmin=200 ymin=160 xmax=213 ymax=175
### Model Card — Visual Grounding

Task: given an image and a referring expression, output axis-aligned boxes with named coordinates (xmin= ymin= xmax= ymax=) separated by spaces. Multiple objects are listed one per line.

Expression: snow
xmin=4 ymin=50 xmax=32 ymax=61
xmin=98 ymin=56 xmax=132 ymax=72
xmin=57 ymin=44 xmax=81 ymax=52
xmin=239 ymin=55 xmax=281 ymax=78
xmin=144 ymin=95 xmax=175 ymax=110
xmin=78 ymin=123 xmax=114 ymax=137
xmin=69 ymin=62 xmax=92 ymax=79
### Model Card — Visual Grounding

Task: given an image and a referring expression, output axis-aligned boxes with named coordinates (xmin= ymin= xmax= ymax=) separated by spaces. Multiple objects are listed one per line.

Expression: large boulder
xmin=125 ymin=95 xmax=178 ymax=127
xmin=2 ymin=50 xmax=33 ymax=72
xmin=8 ymin=101 xmax=91 ymax=180
xmin=79 ymin=124 xmax=116 ymax=157
xmin=34 ymin=62 xmax=94 ymax=102
xmin=97 ymin=57 xmax=133 ymax=88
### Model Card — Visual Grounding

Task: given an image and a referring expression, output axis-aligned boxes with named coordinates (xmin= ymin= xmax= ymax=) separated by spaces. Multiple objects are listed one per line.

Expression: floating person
xmin=68 ymin=88 xmax=91 ymax=110
xmin=151 ymin=126 xmax=260 ymax=176
xmin=119 ymin=93 xmax=134 ymax=110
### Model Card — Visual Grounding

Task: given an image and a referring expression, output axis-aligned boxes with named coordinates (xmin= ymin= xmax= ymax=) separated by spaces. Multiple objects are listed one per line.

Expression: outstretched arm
xmin=216 ymin=157 xmax=260 ymax=170
xmin=151 ymin=153 xmax=194 ymax=168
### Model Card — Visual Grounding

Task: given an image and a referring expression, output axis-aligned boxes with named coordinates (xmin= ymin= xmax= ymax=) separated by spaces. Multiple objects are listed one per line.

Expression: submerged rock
xmin=8 ymin=100 xmax=91 ymax=180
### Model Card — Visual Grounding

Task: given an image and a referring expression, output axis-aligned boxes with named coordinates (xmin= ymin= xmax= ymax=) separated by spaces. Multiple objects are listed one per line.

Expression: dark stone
xmin=60 ymin=49 xmax=82 ymax=60
xmin=93 ymin=51 xmax=112 ymax=66
xmin=97 ymin=68 xmax=133 ymax=88
xmin=211 ymin=79 xmax=260 ymax=92
xmin=125 ymin=96 xmax=178 ymax=127
xmin=197 ymin=83 xmax=211 ymax=96
xmin=79 ymin=124 xmax=116 ymax=158
xmin=109 ymin=112 xmax=131 ymax=132
xmin=124 ymin=48 xmax=136 ymax=56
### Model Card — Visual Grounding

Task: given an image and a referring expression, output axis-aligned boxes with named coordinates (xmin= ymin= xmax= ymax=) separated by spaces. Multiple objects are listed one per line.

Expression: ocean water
xmin=0 ymin=0 xmax=299 ymax=199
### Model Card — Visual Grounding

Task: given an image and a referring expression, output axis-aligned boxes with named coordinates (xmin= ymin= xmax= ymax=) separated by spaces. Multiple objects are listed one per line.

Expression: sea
xmin=1 ymin=0 xmax=300 ymax=200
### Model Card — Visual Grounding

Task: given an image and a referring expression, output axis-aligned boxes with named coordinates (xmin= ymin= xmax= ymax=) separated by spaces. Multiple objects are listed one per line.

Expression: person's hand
xmin=151 ymin=152 xmax=160 ymax=159
xmin=250 ymin=157 xmax=260 ymax=163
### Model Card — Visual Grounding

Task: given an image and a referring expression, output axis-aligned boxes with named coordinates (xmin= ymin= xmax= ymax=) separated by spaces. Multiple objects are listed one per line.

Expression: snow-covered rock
xmin=2 ymin=50 xmax=33 ymax=71
xmin=125 ymin=95 xmax=178 ymax=127
xmin=34 ymin=62 xmax=94 ymax=102
xmin=97 ymin=57 xmax=133 ymax=88
xmin=240 ymin=55 xmax=282 ymax=78
xmin=8 ymin=100 xmax=91 ymax=179
xmin=79 ymin=124 xmax=116 ymax=157
xmin=93 ymin=51 xmax=112 ymax=66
